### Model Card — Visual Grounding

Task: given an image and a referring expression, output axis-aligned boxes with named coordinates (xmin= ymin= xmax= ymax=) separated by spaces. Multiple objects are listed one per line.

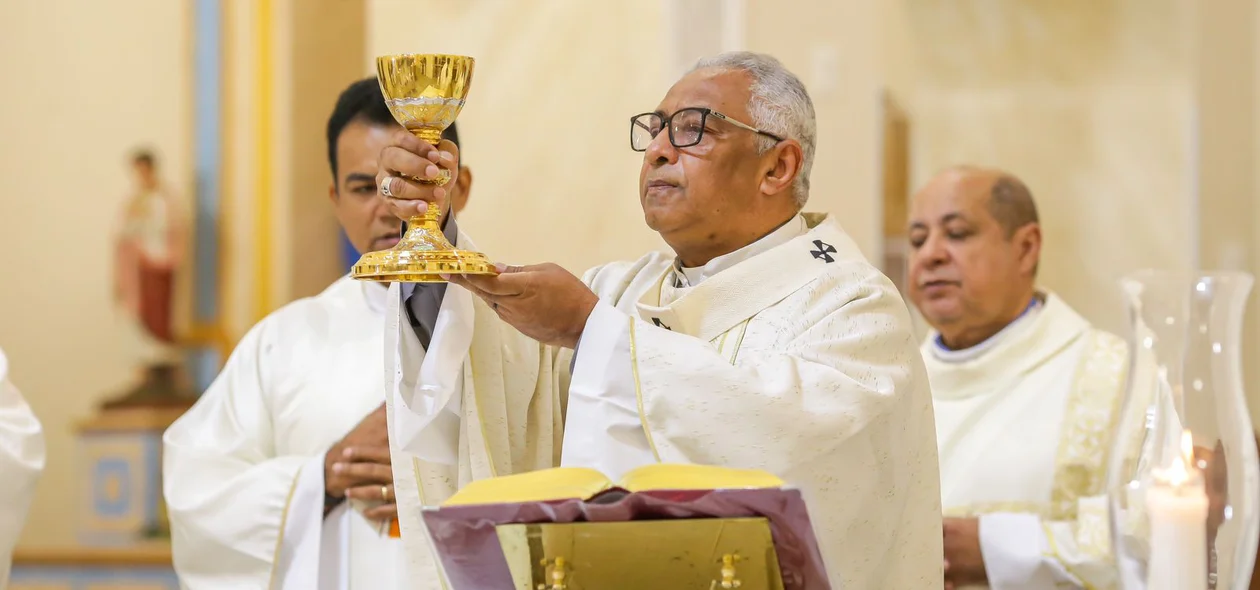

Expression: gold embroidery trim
xmin=267 ymin=465 xmax=305 ymax=590
xmin=1041 ymin=521 xmax=1100 ymax=590
xmin=628 ymin=316 xmax=662 ymax=462
xmin=944 ymin=501 xmax=1055 ymax=519
xmin=728 ymin=320 xmax=750 ymax=365
xmin=1049 ymin=331 xmax=1127 ymax=520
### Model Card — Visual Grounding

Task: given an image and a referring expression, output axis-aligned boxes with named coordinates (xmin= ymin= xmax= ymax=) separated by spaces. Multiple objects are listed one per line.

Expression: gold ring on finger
xmin=381 ymin=485 xmax=389 ymax=501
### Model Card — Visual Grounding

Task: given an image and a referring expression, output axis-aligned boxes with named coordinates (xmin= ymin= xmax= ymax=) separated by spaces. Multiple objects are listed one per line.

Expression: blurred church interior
xmin=0 ymin=0 xmax=1258 ymax=586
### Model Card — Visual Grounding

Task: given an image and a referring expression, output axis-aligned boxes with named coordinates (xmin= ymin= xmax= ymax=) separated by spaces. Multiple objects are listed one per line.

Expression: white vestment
xmin=0 ymin=348 xmax=45 ymax=588
xmin=163 ymin=277 xmax=406 ymax=589
xmin=384 ymin=230 xmax=566 ymax=588
xmin=562 ymin=213 xmax=944 ymax=589
xmin=926 ymin=293 xmax=1129 ymax=590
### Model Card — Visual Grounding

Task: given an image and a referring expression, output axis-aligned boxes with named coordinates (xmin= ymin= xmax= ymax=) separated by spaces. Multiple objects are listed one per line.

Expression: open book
xmin=391 ymin=465 xmax=770 ymax=539
xmin=420 ymin=464 xmax=831 ymax=590
xmin=444 ymin=463 xmax=786 ymax=506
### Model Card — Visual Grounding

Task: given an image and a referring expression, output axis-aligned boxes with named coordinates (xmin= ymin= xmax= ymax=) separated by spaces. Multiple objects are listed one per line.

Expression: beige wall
xmin=900 ymin=0 xmax=1197 ymax=340
xmin=0 ymin=0 xmax=192 ymax=545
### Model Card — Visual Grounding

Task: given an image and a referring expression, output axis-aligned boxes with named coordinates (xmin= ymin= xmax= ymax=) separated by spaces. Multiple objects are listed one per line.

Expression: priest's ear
xmin=450 ymin=165 xmax=474 ymax=216
xmin=1011 ymin=222 xmax=1042 ymax=277
xmin=758 ymin=139 xmax=804 ymax=201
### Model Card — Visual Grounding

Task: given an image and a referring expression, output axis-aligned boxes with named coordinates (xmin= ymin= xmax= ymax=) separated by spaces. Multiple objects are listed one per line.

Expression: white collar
xmin=675 ymin=214 xmax=808 ymax=287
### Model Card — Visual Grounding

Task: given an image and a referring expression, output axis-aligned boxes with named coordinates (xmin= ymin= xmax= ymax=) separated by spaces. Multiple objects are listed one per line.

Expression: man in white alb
xmin=906 ymin=166 xmax=1127 ymax=590
xmin=0 ymin=347 xmax=45 ymax=588
xmin=161 ymin=78 xmax=498 ymax=589
xmin=378 ymin=51 xmax=943 ymax=589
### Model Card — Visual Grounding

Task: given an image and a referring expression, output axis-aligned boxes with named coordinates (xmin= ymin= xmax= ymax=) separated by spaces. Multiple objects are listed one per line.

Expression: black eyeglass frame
xmin=629 ymin=107 xmax=785 ymax=152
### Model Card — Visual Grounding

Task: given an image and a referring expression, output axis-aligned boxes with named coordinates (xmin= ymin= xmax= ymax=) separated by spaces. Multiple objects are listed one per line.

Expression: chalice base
xmin=351 ymin=210 xmax=496 ymax=283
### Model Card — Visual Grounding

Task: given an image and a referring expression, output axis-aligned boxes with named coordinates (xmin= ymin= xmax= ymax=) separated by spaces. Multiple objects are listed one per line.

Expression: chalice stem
xmin=400 ymin=199 xmax=455 ymax=251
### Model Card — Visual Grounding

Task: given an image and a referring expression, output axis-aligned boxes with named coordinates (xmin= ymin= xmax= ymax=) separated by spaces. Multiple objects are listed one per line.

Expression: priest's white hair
xmin=691 ymin=51 xmax=817 ymax=207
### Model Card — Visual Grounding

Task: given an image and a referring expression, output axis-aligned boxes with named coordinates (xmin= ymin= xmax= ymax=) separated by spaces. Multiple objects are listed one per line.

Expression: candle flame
xmin=1162 ymin=430 xmax=1196 ymax=487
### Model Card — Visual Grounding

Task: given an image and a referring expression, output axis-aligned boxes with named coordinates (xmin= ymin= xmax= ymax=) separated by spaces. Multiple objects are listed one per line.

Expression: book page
xmin=617 ymin=464 xmax=785 ymax=492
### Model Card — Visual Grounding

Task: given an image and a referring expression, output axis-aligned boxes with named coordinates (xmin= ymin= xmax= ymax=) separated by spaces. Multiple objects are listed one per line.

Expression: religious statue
xmin=105 ymin=149 xmax=193 ymax=409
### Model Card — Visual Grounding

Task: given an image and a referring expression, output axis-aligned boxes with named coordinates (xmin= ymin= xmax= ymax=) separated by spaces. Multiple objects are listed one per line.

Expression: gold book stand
xmin=420 ymin=465 xmax=831 ymax=590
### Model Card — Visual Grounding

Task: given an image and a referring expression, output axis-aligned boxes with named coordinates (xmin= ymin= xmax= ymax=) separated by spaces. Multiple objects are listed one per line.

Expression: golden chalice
xmin=351 ymin=54 xmax=495 ymax=283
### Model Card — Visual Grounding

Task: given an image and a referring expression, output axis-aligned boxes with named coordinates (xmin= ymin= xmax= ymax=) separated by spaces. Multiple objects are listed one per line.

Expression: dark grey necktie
xmin=403 ymin=216 xmax=459 ymax=349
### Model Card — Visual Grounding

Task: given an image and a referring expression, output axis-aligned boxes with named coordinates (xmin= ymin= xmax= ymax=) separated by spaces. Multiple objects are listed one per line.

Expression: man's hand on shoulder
xmin=323 ymin=405 xmax=396 ymax=522
xmin=447 ymin=263 xmax=600 ymax=349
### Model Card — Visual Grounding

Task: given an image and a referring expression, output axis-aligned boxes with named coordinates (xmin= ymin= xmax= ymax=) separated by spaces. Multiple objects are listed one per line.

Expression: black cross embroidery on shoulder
xmin=652 ymin=317 xmax=672 ymax=331
xmin=810 ymin=239 xmax=837 ymax=263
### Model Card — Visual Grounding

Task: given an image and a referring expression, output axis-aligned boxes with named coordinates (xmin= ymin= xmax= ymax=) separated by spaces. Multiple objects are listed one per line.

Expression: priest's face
xmin=906 ymin=172 xmax=1040 ymax=343
xmin=330 ymin=120 xmax=405 ymax=253
xmin=638 ymin=69 xmax=776 ymax=264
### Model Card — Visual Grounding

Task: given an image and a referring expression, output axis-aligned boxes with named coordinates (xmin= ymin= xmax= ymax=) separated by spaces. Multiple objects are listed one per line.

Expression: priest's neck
xmin=670 ymin=212 xmax=801 ymax=269
xmin=936 ymin=291 xmax=1042 ymax=351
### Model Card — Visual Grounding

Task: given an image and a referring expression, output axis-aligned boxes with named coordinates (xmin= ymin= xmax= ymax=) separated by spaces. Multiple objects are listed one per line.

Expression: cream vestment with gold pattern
xmin=926 ymin=293 xmax=1128 ymax=590
xmin=559 ymin=213 xmax=943 ymax=590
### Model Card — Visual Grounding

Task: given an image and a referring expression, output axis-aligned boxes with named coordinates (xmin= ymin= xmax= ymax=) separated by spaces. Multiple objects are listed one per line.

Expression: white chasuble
xmin=0 ymin=348 xmax=45 ymax=589
xmin=561 ymin=213 xmax=944 ymax=590
xmin=163 ymin=276 xmax=405 ymax=590
xmin=384 ymin=230 xmax=566 ymax=589
xmin=926 ymin=293 xmax=1128 ymax=590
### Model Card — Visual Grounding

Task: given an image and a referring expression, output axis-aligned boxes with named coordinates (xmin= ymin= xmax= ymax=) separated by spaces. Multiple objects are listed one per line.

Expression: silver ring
xmin=380 ymin=177 xmax=395 ymax=197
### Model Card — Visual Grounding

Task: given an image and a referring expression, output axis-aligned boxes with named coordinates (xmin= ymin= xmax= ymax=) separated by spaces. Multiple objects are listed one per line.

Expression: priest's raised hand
xmin=376 ymin=129 xmax=459 ymax=218
xmin=324 ymin=404 xmax=396 ymax=522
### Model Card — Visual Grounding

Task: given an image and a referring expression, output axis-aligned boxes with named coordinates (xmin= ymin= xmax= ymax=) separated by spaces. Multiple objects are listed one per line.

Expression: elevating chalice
xmin=351 ymin=54 xmax=495 ymax=283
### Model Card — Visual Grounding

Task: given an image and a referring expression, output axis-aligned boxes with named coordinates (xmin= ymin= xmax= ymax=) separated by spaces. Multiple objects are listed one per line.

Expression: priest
xmin=379 ymin=51 xmax=943 ymax=589
xmin=0 ymin=347 xmax=44 ymax=588
xmin=906 ymin=166 xmax=1127 ymax=590
xmin=161 ymin=78 xmax=485 ymax=588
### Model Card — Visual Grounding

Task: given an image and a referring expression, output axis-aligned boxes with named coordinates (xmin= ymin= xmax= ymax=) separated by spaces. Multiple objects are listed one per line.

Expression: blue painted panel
xmin=193 ymin=0 xmax=221 ymax=322
xmin=92 ymin=459 xmax=133 ymax=518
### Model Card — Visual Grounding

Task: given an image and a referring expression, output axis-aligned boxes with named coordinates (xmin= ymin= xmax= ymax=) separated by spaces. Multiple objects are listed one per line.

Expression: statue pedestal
xmin=10 ymin=406 xmax=187 ymax=589
xmin=75 ymin=406 xmax=187 ymax=546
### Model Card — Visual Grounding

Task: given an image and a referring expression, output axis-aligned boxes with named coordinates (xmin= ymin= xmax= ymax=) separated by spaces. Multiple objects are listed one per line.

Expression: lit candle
xmin=1145 ymin=430 xmax=1209 ymax=590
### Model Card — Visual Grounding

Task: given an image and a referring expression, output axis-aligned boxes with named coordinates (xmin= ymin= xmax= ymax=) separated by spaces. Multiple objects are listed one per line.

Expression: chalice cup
xmin=351 ymin=54 xmax=495 ymax=283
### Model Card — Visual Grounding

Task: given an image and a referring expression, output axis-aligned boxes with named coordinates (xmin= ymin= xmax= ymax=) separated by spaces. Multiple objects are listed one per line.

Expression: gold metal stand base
xmin=351 ymin=209 xmax=497 ymax=283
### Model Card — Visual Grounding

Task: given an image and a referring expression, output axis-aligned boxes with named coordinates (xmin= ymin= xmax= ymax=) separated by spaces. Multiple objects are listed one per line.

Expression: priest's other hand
xmin=447 ymin=263 xmax=600 ymax=349
xmin=376 ymin=130 xmax=460 ymax=220
xmin=338 ymin=446 xmax=397 ymax=522
xmin=942 ymin=517 xmax=986 ymax=587
xmin=325 ymin=406 xmax=394 ymax=509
